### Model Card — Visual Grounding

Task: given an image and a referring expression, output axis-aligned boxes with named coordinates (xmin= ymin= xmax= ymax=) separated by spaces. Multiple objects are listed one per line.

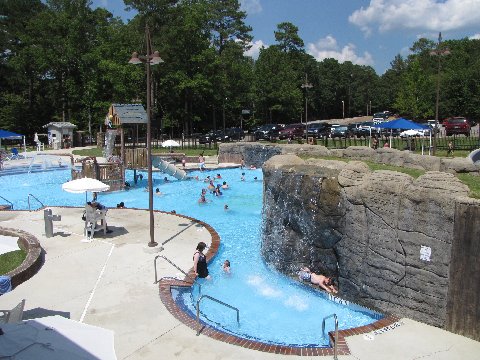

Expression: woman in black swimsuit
xmin=193 ymin=242 xmax=210 ymax=279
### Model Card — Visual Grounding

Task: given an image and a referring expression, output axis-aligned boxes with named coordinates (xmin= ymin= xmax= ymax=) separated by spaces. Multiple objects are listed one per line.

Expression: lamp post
xmin=430 ymin=32 xmax=450 ymax=155
xmin=342 ymin=100 xmax=345 ymax=120
xmin=301 ymin=74 xmax=313 ymax=139
xmin=129 ymin=25 xmax=164 ymax=248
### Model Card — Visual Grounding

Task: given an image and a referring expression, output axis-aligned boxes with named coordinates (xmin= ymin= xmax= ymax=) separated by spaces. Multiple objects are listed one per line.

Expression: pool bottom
xmin=156 ymin=213 xmax=400 ymax=356
xmin=159 ymin=279 xmax=400 ymax=357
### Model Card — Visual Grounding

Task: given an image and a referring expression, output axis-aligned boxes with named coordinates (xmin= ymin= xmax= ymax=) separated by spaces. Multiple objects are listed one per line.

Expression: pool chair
xmin=84 ymin=205 xmax=107 ymax=238
xmin=0 ymin=299 xmax=26 ymax=324
xmin=7 ymin=148 xmax=21 ymax=160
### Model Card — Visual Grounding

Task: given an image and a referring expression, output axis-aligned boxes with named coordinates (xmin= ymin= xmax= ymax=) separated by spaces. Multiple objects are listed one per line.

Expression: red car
xmin=443 ymin=117 xmax=471 ymax=136
xmin=278 ymin=124 xmax=305 ymax=140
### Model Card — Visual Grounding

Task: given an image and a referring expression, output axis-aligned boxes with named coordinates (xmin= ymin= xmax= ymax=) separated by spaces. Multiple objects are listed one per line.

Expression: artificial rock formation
xmin=262 ymin=154 xmax=477 ymax=330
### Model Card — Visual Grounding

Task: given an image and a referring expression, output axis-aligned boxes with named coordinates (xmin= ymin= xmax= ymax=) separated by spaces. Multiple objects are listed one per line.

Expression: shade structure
xmin=161 ymin=139 xmax=180 ymax=148
xmin=0 ymin=315 xmax=117 ymax=360
xmin=162 ymin=139 xmax=180 ymax=152
xmin=62 ymin=178 xmax=110 ymax=194
xmin=0 ymin=129 xmax=27 ymax=157
xmin=402 ymin=129 xmax=425 ymax=136
xmin=376 ymin=118 xmax=428 ymax=130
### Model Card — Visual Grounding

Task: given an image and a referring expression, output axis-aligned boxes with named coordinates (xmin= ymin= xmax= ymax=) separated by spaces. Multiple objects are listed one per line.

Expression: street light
xmin=301 ymin=74 xmax=313 ymax=139
xmin=129 ymin=25 xmax=164 ymax=248
xmin=430 ymin=32 xmax=450 ymax=155
xmin=342 ymin=100 xmax=345 ymax=120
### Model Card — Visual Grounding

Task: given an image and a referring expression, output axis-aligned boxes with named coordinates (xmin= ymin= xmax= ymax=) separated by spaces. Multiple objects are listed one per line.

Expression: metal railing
xmin=0 ymin=195 xmax=13 ymax=210
xmin=322 ymin=313 xmax=339 ymax=360
xmin=154 ymin=255 xmax=200 ymax=294
xmin=27 ymin=194 xmax=44 ymax=211
xmin=196 ymin=294 xmax=240 ymax=336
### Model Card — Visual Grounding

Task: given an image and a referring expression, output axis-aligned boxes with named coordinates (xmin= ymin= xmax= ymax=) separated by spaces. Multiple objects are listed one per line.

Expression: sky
xmin=91 ymin=0 xmax=480 ymax=74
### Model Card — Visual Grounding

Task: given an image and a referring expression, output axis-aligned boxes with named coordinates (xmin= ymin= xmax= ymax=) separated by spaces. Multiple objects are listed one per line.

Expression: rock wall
xmin=262 ymin=154 xmax=480 ymax=336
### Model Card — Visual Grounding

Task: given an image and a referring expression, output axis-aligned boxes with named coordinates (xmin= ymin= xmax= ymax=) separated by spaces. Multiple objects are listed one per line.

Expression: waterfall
xmin=103 ymin=130 xmax=117 ymax=159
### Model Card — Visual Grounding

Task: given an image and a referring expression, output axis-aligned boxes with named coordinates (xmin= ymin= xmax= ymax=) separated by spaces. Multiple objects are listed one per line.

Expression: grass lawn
xmin=0 ymin=249 xmax=26 ymax=275
xmin=457 ymin=173 xmax=480 ymax=199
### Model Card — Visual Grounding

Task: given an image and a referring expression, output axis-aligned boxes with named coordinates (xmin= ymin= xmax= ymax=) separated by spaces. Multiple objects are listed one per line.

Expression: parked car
xmin=307 ymin=122 xmax=331 ymax=138
xmin=356 ymin=121 xmax=381 ymax=137
xmin=372 ymin=112 xmax=389 ymax=124
xmin=198 ymin=130 xmax=228 ymax=144
xmin=226 ymin=127 xmax=245 ymax=140
xmin=254 ymin=124 xmax=283 ymax=141
xmin=279 ymin=123 xmax=304 ymax=140
xmin=330 ymin=125 xmax=352 ymax=138
xmin=443 ymin=117 xmax=471 ymax=136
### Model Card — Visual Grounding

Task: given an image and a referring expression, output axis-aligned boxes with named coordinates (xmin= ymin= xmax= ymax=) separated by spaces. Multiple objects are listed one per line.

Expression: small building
xmin=43 ymin=122 xmax=77 ymax=149
xmin=107 ymin=104 xmax=147 ymax=127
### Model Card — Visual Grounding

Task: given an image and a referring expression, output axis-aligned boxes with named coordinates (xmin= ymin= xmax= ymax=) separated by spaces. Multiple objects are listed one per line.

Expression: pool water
xmin=0 ymin=167 xmax=381 ymax=346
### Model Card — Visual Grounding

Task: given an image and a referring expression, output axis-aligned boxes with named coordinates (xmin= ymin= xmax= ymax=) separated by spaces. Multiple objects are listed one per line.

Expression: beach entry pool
xmin=1 ymin=167 xmax=382 ymax=347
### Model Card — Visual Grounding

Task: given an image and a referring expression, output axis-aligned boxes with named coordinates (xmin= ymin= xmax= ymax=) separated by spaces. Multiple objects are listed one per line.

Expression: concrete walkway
xmin=1 ymin=147 xmax=479 ymax=359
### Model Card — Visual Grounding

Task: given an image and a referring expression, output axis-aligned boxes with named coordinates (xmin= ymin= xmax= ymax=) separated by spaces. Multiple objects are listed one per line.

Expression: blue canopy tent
xmin=0 ymin=130 xmax=27 ymax=157
xmin=376 ymin=118 xmax=431 ymax=153
xmin=376 ymin=118 xmax=428 ymax=130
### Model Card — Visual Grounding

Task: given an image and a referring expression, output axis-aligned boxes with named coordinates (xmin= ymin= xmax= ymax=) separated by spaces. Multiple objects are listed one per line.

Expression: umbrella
xmin=161 ymin=139 xmax=180 ymax=152
xmin=0 ymin=315 xmax=117 ymax=359
xmin=62 ymin=178 xmax=110 ymax=202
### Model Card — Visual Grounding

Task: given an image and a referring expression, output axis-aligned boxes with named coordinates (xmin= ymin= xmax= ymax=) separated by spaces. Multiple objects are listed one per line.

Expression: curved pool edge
xmin=157 ymin=213 xmax=401 ymax=356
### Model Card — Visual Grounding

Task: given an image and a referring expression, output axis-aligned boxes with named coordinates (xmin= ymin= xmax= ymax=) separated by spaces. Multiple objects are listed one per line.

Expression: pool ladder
xmin=322 ymin=313 xmax=339 ymax=360
xmin=27 ymin=194 xmax=44 ymax=211
xmin=153 ymin=255 xmax=240 ymax=337
xmin=0 ymin=195 xmax=13 ymax=210
xmin=154 ymin=255 xmax=201 ymax=294
xmin=196 ymin=295 xmax=240 ymax=336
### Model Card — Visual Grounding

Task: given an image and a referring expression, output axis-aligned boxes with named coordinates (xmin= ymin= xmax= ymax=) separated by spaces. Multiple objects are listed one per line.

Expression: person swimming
xmin=297 ymin=267 xmax=338 ymax=294
xmin=223 ymin=259 xmax=231 ymax=273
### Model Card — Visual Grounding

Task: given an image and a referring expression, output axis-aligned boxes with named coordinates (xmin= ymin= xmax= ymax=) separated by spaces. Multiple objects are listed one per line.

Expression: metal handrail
xmin=196 ymin=294 xmax=240 ymax=336
xmin=27 ymin=194 xmax=44 ymax=211
xmin=0 ymin=196 xmax=13 ymax=210
xmin=154 ymin=255 xmax=201 ymax=294
xmin=322 ymin=313 xmax=339 ymax=360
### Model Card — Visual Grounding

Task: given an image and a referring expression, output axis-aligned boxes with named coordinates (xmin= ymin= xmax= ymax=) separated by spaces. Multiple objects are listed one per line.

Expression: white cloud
xmin=349 ymin=0 xmax=480 ymax=36
xmin=244 ymin=39 xmax=267 ymax=59
xmin=307 ymin=35 xmax=374 ymax=66
xmin=470 ymin=33 xmax=480 ymax=39
xmin=240 ymin=0 xmax=262 ymax=15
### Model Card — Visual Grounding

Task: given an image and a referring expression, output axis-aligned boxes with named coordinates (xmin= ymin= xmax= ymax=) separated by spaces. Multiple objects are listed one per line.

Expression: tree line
xmin=1 ymin=0 xmax=479 ymax=140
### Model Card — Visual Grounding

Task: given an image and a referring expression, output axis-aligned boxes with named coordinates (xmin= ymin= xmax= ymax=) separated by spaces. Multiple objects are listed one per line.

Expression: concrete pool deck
xmin=1 ymin=209 xmax=479 ymax=359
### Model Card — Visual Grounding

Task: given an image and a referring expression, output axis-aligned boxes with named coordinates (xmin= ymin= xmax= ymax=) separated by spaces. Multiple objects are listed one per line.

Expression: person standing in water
xmin=193 ymin=242 xmax=210 ymax=279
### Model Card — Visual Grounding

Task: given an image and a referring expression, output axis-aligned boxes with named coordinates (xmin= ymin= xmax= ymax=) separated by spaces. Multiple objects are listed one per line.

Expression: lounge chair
xmin=84 ymin=204 xmax=107 ymax=238
xmin=0 ymin=299 xmax=26 ymax=324
xmin=9 ymin=148 xmax=21 ymax=160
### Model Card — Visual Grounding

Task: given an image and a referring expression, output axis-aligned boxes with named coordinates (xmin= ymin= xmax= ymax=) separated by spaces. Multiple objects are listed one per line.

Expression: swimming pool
xmin=0 ymin=167 xmax=382 ymax=346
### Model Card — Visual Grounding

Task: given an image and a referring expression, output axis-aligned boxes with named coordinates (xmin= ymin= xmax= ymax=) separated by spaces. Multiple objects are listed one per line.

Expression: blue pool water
xmin=0 ymin=167 xmax=381 ymax=346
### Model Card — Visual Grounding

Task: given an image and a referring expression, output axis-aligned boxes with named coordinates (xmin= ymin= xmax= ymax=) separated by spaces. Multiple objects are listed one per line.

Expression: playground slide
xmin=152 ymin=156 xmax=188 ymax=180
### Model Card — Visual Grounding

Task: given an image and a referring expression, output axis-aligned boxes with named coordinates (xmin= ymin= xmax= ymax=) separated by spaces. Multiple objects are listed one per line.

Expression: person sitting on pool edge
xmin=298 ymin=267 xmax=337 ymax=294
